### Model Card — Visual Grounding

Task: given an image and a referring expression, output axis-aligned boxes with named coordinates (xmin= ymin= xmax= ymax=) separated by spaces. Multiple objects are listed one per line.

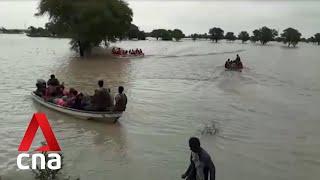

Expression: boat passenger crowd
xmin=225 ymin=54 xmax=243 ymax=70
xmin=34 ymin=75 xmax=127 ymax=112
xmin=112 ymin=47 xmax=144 ymax=56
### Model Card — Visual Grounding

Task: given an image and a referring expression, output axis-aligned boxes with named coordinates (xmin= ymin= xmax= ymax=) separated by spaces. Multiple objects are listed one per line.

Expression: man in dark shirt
xmin=91 ymin=80 xmax=113 ymax=111
xmin=182 ymin=137 xmax=216 ymax=180
xmin=47 ymin=74 xmax=60 ymax=96
xmin=47 ymin=74 xmax=60 ymax=86
xmin=114 ymin=86 xmax=127 ymax=112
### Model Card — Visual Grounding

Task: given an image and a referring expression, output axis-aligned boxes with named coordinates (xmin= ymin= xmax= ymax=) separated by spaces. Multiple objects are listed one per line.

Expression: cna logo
xmin=17 ymin=113 xmax=62 ymax=170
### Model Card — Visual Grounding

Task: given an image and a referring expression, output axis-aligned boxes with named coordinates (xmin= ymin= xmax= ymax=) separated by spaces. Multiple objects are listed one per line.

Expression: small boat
xmin=113 ymin=54 xmax=144 ymax=59
xmin=31 ymin=92 xmax=122 ymax=123
xmin=225 ymin=67 xmax=243 ymax=72
xmin=225 ymin=62 xmax=243 ymax=72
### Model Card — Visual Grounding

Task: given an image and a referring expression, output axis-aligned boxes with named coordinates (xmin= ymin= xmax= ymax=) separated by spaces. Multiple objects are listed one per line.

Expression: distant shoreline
xmin=0 ymin=29 xmax=26 ymax=34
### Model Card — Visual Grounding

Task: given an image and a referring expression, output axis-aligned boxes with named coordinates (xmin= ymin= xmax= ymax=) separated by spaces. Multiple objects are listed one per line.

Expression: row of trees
xmin=35 ymin=0 xmax=184 ymax=56
xmin=204 ymin=27 xmax=320 ymax=47
xmin=149 ymin=29 xmax=185 ymax=41
xmin=0 ymin=27 xmax=25 ymax=34
xmin=25 ymin=0 xmax=320 ymax=57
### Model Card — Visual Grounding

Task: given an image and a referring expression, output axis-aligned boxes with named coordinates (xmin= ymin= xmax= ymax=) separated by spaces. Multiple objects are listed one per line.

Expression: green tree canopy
xmin=251 ymin=27 xmax=277 ymax=45
xmin=27 ymin=26 xmax=51 ymax=37
xmin=259 ymin=26 xmax=278 ymax=45
xmin=37 ymin=0 xmax=133 ymax=57
xmin=151 ymin=29 xmax=164 ymax=40
xmin=137 ymin=31 xmax=146 ymax=40
xmin=225 ymin=32 xmax=236 ymax=41
xmin=127 ymin=24 xmax=146 ymax=40
xmin=209 ymin=27 xmax=224 ymax=42
xmin=238 ymin=31 xmax=250 ymax=43
xmin=250 ymin=29 xmax=261 ymax=43
xmin=172 ymin=29 xmax=185 ymax=41
xmin=150 ymin=29 xmax=173 ymax=41
xmin=127 ymin=24 xmax=139 ymax=40
xmin=161 ymin=30 xmax=173 ymax=41
xmin=314 ymin=33 xmax=320 ymax=45
xmin=307 ymin=36 xmax=315 ymax=43
xmin=190 ymin=33 xmax=209 ymax=41
xmin=191 ymin=33 xmax=198 ymax=41
xmin=281 ymin=28 xmax=301 ymax=47
xmin=300 ymin=38 xmax=307 ymax=43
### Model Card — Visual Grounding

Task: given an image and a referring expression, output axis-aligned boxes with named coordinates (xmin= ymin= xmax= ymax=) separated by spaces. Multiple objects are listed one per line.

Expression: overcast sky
xmin=0 ymin=0 xmax=319 ymax=37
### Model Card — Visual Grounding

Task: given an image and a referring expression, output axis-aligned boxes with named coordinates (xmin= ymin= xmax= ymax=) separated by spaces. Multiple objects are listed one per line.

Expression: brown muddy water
xmin=0 ymin=34 xmax=320 ymax=180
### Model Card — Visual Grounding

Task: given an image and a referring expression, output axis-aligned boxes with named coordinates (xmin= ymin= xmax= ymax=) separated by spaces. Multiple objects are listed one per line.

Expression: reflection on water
xmin=0 ymin=35 xmax=320 ymax=180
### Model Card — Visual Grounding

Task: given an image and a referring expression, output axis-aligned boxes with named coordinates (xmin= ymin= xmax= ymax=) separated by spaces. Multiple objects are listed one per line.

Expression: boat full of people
xmin=112 ymin=47 xmax=144 ymax=58
xmin=32 ymin=75 xmax=128 ymax=122
xmin=225 ymin=54 xmax=243 ymax=71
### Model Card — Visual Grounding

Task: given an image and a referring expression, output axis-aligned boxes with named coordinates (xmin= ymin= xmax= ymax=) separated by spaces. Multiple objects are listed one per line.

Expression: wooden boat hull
xmin=31 ymin=92 xmax=122 ymax=123
xmin=113 ymin=54 xmax=144 ymax=59
xmin=225 ymin=68 xmax=242 ymax=72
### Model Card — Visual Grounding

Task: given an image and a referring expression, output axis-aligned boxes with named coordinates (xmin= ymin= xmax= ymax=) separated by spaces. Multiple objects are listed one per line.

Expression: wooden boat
xmin=31 ymin=92 xmax=122 ymax=123
xmin=113 ymin=54 xmax=144 ymax=59
xmin=225 ymin=67 xmax=242 ymax=72
xmin=225 ymin=62 xmax=243 ymax=72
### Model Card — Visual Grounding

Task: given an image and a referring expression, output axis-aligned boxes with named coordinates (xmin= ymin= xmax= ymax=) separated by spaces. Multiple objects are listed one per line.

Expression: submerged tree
xmin=238 ymin=31 xmax=250 ymax=43
xmin=127 ymin=24 xmax=146 ymax=40
xmin=251 ymin=27 xmax=277 ymax=45
xmin=307 ymin=36 xmax=315 ymax=44
xmin=250 ymin=29 xmax=261 ymax=43
xmin=259 ymin=26 xmax=278 ymax=45
xmin=172 ymin=29 xmax=185 ymax=41
xmin=137 ymin=31 xmax=146 ymax=40
xmin=37 ymin=0 xmax=133 ymax=57
xmin=191 ymin=33 xmax=198 ymax=41
xmin=127 ymin=24 xmax=139 ymax=40
xmin=161 ymin=30 xmax=173 ymax=41
xmin=209 ymin=27 xmax=224 ymax=42
xmin=150 ymin=29 xmax=166 ymax=40
xmin=300 ymin=37 xmax=307 ymax=43
xmin=150 ymin=29 xmax=174 ymax=41
xmin=281 ymin=28 xmax=301 ymax=47
xmin=224 ymin=32 xmax=236 ymax=41
xmin=315 ymin=33 xmax=320 ymax=45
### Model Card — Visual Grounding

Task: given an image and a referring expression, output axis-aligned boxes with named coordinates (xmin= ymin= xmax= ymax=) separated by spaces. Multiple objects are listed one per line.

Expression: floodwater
xmin=0 ymin=34 xmax=320 ymax=180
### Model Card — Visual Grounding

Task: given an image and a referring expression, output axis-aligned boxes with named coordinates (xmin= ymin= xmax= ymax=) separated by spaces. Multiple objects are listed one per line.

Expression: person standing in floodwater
xmin=181 ymin=137 xmax=216 ymax=180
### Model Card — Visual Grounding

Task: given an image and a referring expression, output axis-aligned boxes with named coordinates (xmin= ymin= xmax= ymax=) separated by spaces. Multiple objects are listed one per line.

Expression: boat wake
xmin=158 ymin=49 xmax=245 ymax=59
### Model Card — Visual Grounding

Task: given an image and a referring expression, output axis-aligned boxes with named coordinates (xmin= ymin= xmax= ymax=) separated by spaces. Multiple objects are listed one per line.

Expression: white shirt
xmin=191 ymin=152 xmax=205 ymax=180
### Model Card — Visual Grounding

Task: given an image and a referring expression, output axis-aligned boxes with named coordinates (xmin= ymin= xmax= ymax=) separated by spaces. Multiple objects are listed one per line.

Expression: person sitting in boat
xmin=235 ymin=54 xmax=240 ymax=62
xmin=34 ymin=79 xmax=47 ymax=97
xmin=237 ymin=60 xmax=243 ymax=69
xmin=47 ymin=74 xmax=60 ymax=86
xmin=71 ymin=93 xmax=86 ymax=110
xmin=225 ymin=59 xmax=231 ymax=68
xmin=52 ymin=96 xmax=65 ymax=106
xmin=87 ymin=80 xmax=113 ymax=111
xmin=113 ymin=86 xmax=128 ymax=112
xmin=59 ymin=84 xmax=70 ymax=96
xmin=55 ymin=85 xmax=65 ymax=97
xmin=139 ymin=49 xmax=144 ymax=55
xmin=65 ymin=89 xmax=78 ymax=107
xmin=47 ymin=74 xmax=60 ymax=96
xmin=235 ymin=54 xmax=243 ymax=69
